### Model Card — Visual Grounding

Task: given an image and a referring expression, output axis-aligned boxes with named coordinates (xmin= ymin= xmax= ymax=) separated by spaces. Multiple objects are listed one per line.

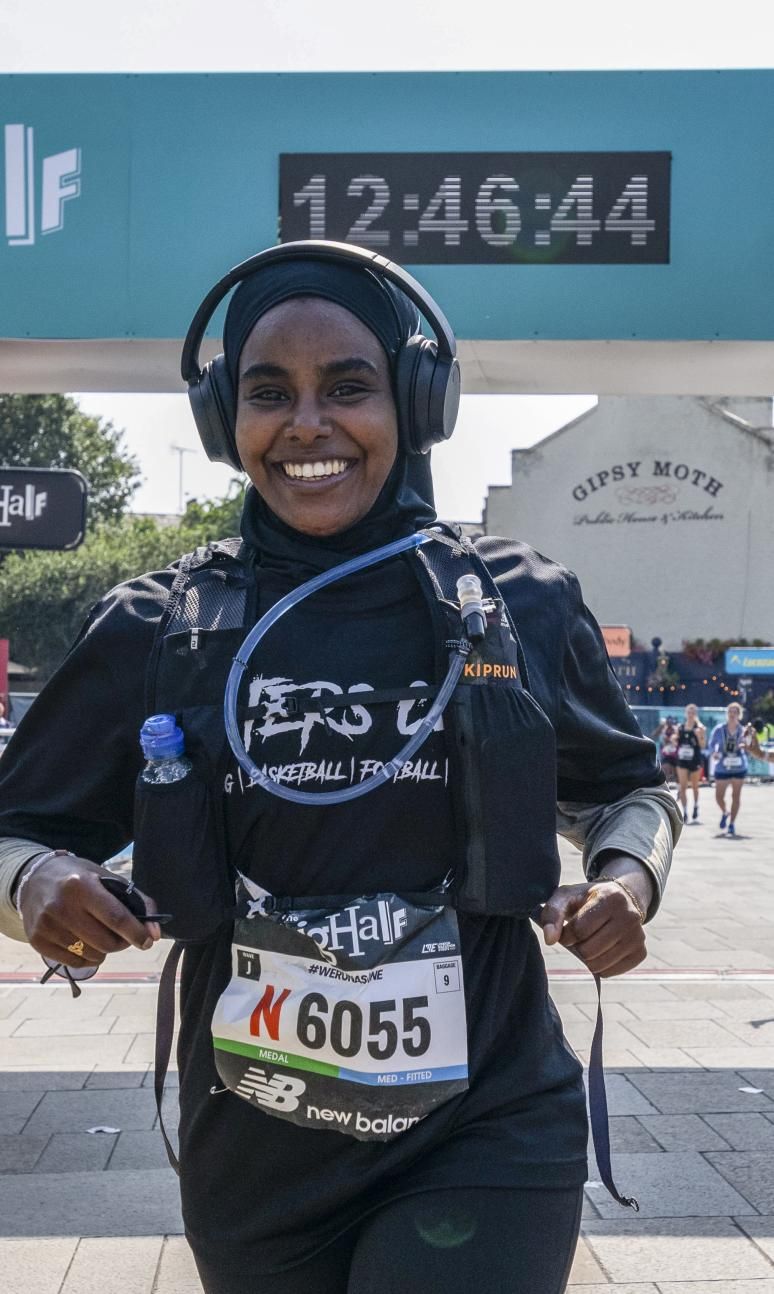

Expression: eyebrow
xmin=240 ymin=356 xmax=379 ymax=385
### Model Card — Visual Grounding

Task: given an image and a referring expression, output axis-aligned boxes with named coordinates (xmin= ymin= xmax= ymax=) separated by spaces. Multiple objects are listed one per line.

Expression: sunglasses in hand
xmin=40 ymin=875 xmax=172 ymax=997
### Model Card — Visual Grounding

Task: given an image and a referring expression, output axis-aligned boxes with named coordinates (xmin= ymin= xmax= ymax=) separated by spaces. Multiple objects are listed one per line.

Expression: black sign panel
xmin=280 ymin=152 xmax=671 ymax=265
xmin=0 ymin=468 xmax=87 ymax=550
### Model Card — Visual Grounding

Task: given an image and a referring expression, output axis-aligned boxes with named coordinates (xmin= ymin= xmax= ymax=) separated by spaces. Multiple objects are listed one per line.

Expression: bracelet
xmin=14 ymin=849 xmax=76 ymax=919
xmin=596 ymin=873 xmax=647 ymax=925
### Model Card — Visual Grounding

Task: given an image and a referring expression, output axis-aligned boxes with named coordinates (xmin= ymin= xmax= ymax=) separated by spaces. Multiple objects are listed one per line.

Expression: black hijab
xmin=223 ymin=258 xmax=437 ymax=577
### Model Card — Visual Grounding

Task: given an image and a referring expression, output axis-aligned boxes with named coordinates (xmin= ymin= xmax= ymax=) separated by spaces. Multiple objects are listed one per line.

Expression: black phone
xmin=99 ymin=874 xmax=172 ymax=924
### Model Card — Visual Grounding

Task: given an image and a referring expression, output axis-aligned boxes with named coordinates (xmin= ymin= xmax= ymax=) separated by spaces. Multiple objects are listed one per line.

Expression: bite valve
xmin=456 ymin=574 xmax=487 ymax=645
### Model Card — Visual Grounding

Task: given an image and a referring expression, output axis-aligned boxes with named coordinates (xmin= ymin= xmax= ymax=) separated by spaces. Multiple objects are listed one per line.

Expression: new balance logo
xmin=236 ymin=1067 xmax=306 ymax=1112
xmin=4 ymin=124 xmax=81 ymax=247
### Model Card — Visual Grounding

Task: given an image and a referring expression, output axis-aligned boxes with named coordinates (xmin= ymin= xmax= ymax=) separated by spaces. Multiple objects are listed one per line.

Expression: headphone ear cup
xmin=429 ymin=353 xmax=461 ymax=447
xmin=393 ymin=337 xmax=422 ymax=455
xmin=187 ymin=357 xmax=242 ymax=471
xmin=394 ymin=337 xmax=461 ymax=455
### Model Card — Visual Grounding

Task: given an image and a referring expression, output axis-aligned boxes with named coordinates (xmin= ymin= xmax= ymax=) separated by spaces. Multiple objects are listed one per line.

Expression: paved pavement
xmin=0 ymin=780 xmax=772 ymax=1292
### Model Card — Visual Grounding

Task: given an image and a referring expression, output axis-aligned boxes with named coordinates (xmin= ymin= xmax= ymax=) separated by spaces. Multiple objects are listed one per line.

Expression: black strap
xmin=154 ymin=940 xmax=185 ymax=1175
xmin=587 ymin=973 xmax=639 ymax=1210
xmin=281 ymin=686 xmax=438 ymax=717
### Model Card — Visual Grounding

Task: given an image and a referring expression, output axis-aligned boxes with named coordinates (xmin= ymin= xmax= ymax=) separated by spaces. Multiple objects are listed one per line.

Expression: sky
xmin=3 ymin=0 xmax=770 ymax=520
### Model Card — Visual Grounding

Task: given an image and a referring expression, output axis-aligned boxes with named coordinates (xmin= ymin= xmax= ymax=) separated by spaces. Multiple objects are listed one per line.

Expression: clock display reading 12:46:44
xmin=279 ymin=152 xmax=671 ymax=265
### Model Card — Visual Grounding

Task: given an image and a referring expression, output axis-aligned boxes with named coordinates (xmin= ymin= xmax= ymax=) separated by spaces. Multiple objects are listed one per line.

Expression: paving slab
xmin=622 ymin=1020 xmax=745 ymax=1049
xmin=720 ymin=1020 xmax=774 ymax=1047
xmin=589 ymin=1117 xmax=663 ymax=1155
xmin=153 ymin=1235 xmax=203 ymax=1293
xmin=1 ymin=988 xmax=117 ymax=1018
xmin=685 ymin=1048 xmax=774 ymax=1070
xmin=568 ymin=1237 xmax=608 ymax=1284
xmin=1 ymin=1034 xmax=132 ymax=1067
xmin=568 ymin=1287 xmax=657 ymax=1294
xmin=12 ymin=1014 xmax=119 ymax=1037
xmin=35 ymin=1130 xmax=116 ymax=1173
xmin=0 ymin=1168 xmax=183 ymax=1237
xmin=59 ymin=1236 xmax=164 ymax=1294
xmin=108 ymin=1130 xmax=176 ymax=1171
xmin=124 ymin=1033 xmax=157 ymax=1064
xmin=657 ymin=1283 xmax=774 ymax=1294
xmin=85 ymin=1065 xmax=149 ymax=1088
xmin=0 ymin=1132 xmax=50 ymax=1173
xmin=595 ymin=1074 xmax=661 ymax=1117
xmin=0 ymin=1069 xmax=90 ymax=1090
xmin=143 ymin=1067 xmax=179 ymax=1088
xmin=637 ymin=1114 xmax=732 ymax=1152
xmin=706 ymin=1152 xmax=774 ymax=1213
xmin=625 ymin=1045 xmax=703 ymax=1069
xmin=24 ymin=1088 xmax=158 ymax=1135
xmin=0 ymin=1088 xmax=44 ymax=1134
xmin=669 ymin=984 xmax=770 ymax=1001
xmin=0 ymin=1237 xmax=78 ymax=1293
xmin=581 ymin=1217 xmax=774 ymax=1283
xmin=713 ymin=1001 xmax=774 ymax=1021
xmin=626 ymin=1071 xmax=774 ymax=1114
xmin=735 ymin=1216 xmax=774 ymax=1264
xmin=576 ymin=1001 xmax=637 ymax=1023
xmin=619 ymin=1000 xmax=729 ymax=1021
xmin=703 ymin=1113 xmax=774 ymax=1150
xmin=738 ymin=1071 xmax=774 ymax=1098
xmin=587 ymin=1152 xmax=757 ymax=1218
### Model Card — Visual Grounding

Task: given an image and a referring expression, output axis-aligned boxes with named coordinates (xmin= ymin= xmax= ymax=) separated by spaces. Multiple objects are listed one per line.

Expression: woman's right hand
xmin=17 ymin=853 xmax=161 ymax=968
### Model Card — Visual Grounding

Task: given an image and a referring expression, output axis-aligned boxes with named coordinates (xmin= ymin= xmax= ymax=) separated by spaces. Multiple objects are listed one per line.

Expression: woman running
xmin=708 ymin=703 xmax=761 ymax=836
xmin=0 ymin=242 xmax=681 ymax=1294
xmin=675 ymin=703 xmax=706 ymax=824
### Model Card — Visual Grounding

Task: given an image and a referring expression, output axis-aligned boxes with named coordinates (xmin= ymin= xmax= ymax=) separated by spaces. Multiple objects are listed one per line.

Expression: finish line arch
xmin=1 ymin=70 xmax=772 ymax=396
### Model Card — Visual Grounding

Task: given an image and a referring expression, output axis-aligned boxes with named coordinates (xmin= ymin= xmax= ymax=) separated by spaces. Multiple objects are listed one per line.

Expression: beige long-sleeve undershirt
xmin=0 ymin=783 xmax=680 ymax=944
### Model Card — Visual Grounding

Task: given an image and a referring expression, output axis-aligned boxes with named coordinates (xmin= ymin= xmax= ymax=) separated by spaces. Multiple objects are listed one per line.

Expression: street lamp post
xmin=170 ymin=444 xmax=195 ymax=514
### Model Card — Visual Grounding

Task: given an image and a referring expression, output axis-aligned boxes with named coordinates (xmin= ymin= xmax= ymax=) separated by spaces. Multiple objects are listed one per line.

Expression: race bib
xmin=211 ymin=881 xmax=469 ymax=1141
xmin=722 ymin=754 xmax=744 ymax=771
xmin=678 ymin=744 xmax=694 ymax=761
xmin=661 ymin=744 xmax=677 ymax=758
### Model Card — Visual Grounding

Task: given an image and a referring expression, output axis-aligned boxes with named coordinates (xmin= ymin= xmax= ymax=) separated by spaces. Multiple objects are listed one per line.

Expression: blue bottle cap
xmin=140 ymin=713 xmax=185 ymax=760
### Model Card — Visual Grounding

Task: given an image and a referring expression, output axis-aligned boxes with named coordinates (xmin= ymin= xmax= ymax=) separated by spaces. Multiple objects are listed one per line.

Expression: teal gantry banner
xmin=1 ymin=71 xmax=773 ymax=344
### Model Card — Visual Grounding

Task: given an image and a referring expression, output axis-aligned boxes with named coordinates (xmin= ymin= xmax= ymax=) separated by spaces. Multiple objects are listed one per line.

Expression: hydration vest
xmin=135 ymin=525 xmax=637 ymax=1210
xmin=132 ymin=526 xmax=560 ymax=944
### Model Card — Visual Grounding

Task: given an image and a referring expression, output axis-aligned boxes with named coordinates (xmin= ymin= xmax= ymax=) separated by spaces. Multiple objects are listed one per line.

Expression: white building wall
xmin=483 ymin=397 xmax=774 ymax=649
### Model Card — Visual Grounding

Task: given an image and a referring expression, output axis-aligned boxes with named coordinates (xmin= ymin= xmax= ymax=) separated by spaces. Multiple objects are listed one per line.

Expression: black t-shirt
xmin=0 ymin=535 xmax=662 ymax=1273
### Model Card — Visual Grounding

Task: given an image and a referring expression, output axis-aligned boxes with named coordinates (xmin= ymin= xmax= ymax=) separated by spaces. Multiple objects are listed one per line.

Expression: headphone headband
xmin=180 ymin=240 xmax=456 ymax=385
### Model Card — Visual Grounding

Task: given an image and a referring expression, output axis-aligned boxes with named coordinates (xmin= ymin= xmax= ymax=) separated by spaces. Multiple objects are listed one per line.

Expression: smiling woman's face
xmin=234 ymin=297 xmax=399 ymax=537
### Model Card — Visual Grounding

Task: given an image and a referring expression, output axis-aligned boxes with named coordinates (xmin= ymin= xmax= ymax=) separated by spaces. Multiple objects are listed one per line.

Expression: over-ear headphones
xmin=181 ymin=240 xmax=461 ymax=471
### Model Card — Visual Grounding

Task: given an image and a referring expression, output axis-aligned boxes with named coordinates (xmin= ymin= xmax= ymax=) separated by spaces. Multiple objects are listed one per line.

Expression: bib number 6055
xmin=297 ymin=993 xmax=431 ymax=1060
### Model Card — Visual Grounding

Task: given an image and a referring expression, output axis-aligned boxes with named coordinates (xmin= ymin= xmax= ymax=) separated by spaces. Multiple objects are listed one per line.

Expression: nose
xmin=285 ymin=393 xmax=332 ymax=444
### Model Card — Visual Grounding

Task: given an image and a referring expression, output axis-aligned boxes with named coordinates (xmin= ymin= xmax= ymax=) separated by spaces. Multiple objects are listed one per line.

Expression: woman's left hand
xmin=539 ymin=863 xmax=652 ymax=977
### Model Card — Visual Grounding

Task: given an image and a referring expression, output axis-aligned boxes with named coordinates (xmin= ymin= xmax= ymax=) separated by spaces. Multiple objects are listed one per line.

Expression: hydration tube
xmin=224 ymin=529 xmax=470 ymax=806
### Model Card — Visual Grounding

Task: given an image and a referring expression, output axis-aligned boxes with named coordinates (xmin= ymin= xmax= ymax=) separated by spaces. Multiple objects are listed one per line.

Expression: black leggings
xmin=193 ymin=1185 xmax=585 ymax=1294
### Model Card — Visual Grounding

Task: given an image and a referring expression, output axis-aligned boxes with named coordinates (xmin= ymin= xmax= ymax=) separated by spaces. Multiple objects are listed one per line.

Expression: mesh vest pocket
xmin=453 ymin=684 xmax=561 ymax=916
xmin=131 ymin=705 xmax=233 ymax=943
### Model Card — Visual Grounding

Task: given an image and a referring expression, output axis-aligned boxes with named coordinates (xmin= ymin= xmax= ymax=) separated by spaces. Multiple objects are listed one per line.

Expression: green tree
xmin=179 ymin=478 xmax=245 ymax=541
xmin=0 ymin=394 xmax=140 ymax=525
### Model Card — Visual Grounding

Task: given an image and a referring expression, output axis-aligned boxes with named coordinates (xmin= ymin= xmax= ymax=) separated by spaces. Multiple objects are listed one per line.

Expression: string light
xmin=623 ymin=678 xmax=744 ymax=696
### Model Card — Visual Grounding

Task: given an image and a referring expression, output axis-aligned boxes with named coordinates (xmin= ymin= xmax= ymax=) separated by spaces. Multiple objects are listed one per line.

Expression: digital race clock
xmin=279 ymin=152 xmax=671 ymax=265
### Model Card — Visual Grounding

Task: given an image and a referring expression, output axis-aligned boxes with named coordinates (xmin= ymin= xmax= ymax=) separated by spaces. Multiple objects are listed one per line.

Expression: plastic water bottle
xmin=139 ymin=714 xmax=192 ymax=784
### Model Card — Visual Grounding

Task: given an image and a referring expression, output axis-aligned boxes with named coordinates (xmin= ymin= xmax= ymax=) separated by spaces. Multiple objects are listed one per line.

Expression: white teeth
xmin=282 ymin=459 xmax=349 ymax=480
